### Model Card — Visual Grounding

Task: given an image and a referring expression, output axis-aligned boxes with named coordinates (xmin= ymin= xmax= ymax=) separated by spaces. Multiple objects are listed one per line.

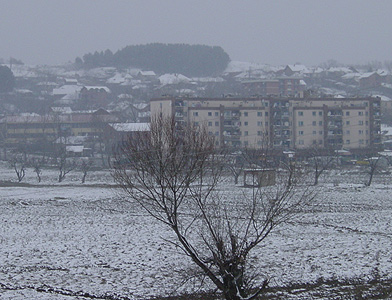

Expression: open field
xmin=1 ymin=162 xmax=392 ymax=299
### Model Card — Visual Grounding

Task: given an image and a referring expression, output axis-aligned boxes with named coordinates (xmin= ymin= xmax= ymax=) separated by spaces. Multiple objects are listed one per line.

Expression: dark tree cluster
xmin=0 ymin=65 xmax=15 ymax=93
xmin=78 ymin=43 xmax=230 ymax=77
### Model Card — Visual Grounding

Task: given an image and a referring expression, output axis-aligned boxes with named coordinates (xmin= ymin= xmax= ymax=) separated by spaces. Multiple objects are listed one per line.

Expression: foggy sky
xmin=1 ymin=0 xmax=391 ymax=66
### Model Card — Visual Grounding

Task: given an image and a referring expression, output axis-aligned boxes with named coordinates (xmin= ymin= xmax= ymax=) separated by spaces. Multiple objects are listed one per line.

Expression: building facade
xmin=150 ymin=96 xmax=381 ymax=151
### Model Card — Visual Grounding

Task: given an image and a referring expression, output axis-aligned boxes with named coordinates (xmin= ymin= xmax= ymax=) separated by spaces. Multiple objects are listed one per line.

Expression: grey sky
xmin=1 ymin=0 xmax=391 ymax=66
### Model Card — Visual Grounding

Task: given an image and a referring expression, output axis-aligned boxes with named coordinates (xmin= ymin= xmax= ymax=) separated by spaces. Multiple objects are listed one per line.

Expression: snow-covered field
xmin=1 ymin=162 xmax=392 ymax=299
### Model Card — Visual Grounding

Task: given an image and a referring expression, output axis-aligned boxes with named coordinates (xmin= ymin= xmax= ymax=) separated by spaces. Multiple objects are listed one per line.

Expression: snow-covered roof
xmin=138 ymin=71 xmax=156 ymax=76
xmin=51 ymin=107 xmax=72 ymax=114
xmin=191 ymin=77 xmax=225 ymax=83
xmin=381 ymin=125 xmax=392 ymax=136
xmin=109 ymin=123 xmax=150 ymax=132
xmin=374 ymin=95 xmax=391 ymax=101
xmin=224 ymin=61 xmax=272 ymax=73
xmin=159 ymin=74 xmax=190 ymax=85
xmin=82 ymin=86 xmax=111 ymax=93
xmin=341 ymin=72 xmax=360 ymax=80
xmin=53 ymin=85 xmax=82 ymax=96
xmin=65 ymin=78 xmax=78 ymax=84
xmin=66 ymin=145 xmax=84 ymax=153
xmin=106 ymin=73 xmax=127 ymax=84
xmin=287 ymin=64 xmax=309 ymax=73
xmin=327 ymin=67 xmax=353 ymax=74
xmin=118 ymin=94 xmax=133 ymax=99
xmin=15 ymin=89 xmax=33 ymax=94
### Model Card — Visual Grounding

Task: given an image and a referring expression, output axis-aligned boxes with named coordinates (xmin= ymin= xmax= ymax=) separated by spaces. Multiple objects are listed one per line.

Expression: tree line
xmin=77 ymin=43 xmax=231 ymax=77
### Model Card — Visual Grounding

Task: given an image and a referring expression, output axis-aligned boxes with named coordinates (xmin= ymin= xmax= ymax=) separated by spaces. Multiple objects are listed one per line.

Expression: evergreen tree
xmin=0 ymin=65 xmax=15 ymax=93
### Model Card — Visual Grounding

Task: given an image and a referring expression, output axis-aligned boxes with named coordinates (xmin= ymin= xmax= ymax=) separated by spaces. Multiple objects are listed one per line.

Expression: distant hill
xmin=77 ymin=43 xmax=231 ymax=77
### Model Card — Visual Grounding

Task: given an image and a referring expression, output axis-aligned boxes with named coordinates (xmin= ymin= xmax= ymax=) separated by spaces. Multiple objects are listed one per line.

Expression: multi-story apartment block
xmin=151 ymin=97 xmax=270 ymax=148
xmin=291 ymin=98 xmax=381 ymax=150
xmin=150 ymin=96 xmax=381 ymax=151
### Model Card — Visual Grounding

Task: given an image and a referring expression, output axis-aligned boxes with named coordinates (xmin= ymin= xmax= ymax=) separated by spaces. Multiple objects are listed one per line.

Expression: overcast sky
xmin=1 ymin=0 xmax=391 ymax=66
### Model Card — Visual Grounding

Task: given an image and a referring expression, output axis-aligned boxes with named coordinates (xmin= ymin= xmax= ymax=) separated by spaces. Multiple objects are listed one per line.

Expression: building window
xmin=244 ymin=121 xmax=248 ymax=126
xmin=208 ymin=122 xmax=212 ymax=126
xmin=319 ymin=131 xmax=323 ymax=135
xmin=215 ymin=131 xmax=219 ymax=136
xmin=319 ymin=111 xmax=323 ymax=116
xmin=366 ymin=121 xmax=369 ymax=125
xmin=313 ymin=131 xmax=317 ymax=135
xmin=215 ymin=112 xmax=219 ymax=116
xmin=359 ymin=130 xmax=363 ymax=135
xmin=244 ymin=112 xmax=248 ymax=117
xmin=346 ymin=111 xmax=350 ymax=116
xmin=312 ymin=111 xmax=316 ymax=116
xmin=265 ymin=121 xmax=269 ymax=126
xmin=346 ymin=121 xmax=350 ymax=125
xmin=359 ymin=120 xmax=364 ymax=125
xmin=346 ymin=130 xmax=350 ymax=135
xmin=319 ymin=140 xmax=323 ymax=145
xmin=193 ymin=112 xmax=198 ymax=116
xmin=257 ymin=131 xmax=262 ymax=136
xmin=257 ymin=121 xmax=262 ymax=126
xmin=208 ymin=112 xmax=212 ymax=116
xmin=359 ymin=139 xmax=364 ymax=144
xmin=298 ymin=140 xmax=304 ymax=145
xmin=298 ymin=111 xmax=303 ymax=116
xmin=299 ymin=131 xmax=304 ymax=135
xmin=298 ymin=121 xmax=304 ymax=126
xmin=194 ymin=122 xmax=199 ymax=126
xmin=346 ymin=140 xmax=350 ymax=144
xmin=312 ymin=121 xmax=316 ymax=126
xmin=319 ymin=121 xmax=323 ymax=126
xmin=313 ymin=140 xmax=317 ymax=145
xmin=257 ymin=112 xmax=262 ymax=117
xmin=358 ymin=111 xmax=364 ymax=116
xmin=215 ymin=121 xmax=219 ymax=126
xmin=244 ymin=131 xmax=248 ymax=136
xmin=208 ymin=131 xmax=213 ymax=135
xmin=265 ymin=112 xmax=268 ymax=117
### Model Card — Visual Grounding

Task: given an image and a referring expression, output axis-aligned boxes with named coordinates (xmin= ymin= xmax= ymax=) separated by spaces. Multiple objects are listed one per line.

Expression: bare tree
xmin=10 ymin=155 xmax=26 ymax=182
xmin=306 ymin=147 xmax=337 ymax=185
xmin=226 ymin=152 xmax=245 ymax=184
xmin=365 ymin=156 xmax=381 ymax=187
xmin=56 ymin=147 xmax=75 ymax=183
xmin=80 ymin=158 xmax=93 ymax=183
xmin=31 ymin=158 xmax=43 ymax=183
xmin=112 ymin=115 xmax=314 ymax=300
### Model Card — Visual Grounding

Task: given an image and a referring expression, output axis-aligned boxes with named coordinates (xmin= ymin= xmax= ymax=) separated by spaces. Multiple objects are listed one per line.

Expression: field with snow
xmin=1 ymin=161 xmax=392 ymax=299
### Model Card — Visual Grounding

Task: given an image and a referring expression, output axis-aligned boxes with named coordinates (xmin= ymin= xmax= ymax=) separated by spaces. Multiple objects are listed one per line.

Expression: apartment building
xmin=151 ymin=97 xmax=270 ymax=148
xmin=150 ymin=96 xmax=381 ymax=151
xmin=291 ymin=98 xmax=381 ymax=150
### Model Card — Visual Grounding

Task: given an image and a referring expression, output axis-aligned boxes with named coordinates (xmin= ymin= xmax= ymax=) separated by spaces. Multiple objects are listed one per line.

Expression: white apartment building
xmin=150 ymin=96 xmax=381 ymax=151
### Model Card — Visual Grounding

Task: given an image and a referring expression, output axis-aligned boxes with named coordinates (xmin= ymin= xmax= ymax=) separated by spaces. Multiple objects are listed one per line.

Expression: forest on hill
xmin=77 ymin=43 xmax=231 ymax=77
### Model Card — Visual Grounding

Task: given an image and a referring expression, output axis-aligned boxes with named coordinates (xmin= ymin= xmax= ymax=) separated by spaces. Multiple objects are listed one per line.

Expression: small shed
xmin=243 ymin=168 xmax=276 ymax=187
